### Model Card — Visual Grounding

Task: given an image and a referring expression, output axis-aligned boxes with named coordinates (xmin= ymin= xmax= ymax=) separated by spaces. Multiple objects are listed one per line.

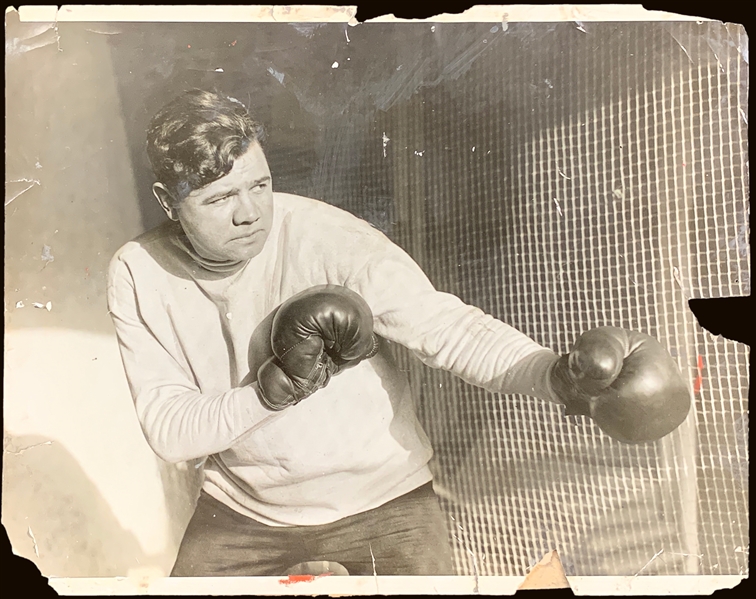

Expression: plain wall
xmin=5 ymin=15 xmax=199 ymax=577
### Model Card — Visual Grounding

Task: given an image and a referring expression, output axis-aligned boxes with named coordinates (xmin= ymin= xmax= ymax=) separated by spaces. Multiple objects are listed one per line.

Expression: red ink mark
xmin=187 ymin=44 xmax=191 ymax=49
xmin=85 ymin=267 xmax=90 ymax=278
xmin=693 ymin=355 xmax=705 ymax=394
xmin=231 ymin=40 xmax=237 ymax=46
xmin=279 ymin=573 xmax=333 ymax=586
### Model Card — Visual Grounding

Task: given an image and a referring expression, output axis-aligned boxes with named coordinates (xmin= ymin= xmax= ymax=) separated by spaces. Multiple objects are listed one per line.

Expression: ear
xmin=152 ymin=183 xmax=179 ymax=221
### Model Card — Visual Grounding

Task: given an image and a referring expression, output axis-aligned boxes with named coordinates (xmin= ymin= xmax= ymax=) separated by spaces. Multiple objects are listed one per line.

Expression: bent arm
xmin=108 ymin=259 xmax=276 ymax=463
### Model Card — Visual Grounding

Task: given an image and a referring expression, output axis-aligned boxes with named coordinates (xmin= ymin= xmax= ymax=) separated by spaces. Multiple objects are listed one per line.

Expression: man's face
xmin=174 ymin=142 xmax=274 ymax=263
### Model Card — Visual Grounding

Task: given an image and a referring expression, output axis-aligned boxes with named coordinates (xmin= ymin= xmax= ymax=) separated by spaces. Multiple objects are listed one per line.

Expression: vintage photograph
xmin=4 ymin=5 xmax=749 ymax=595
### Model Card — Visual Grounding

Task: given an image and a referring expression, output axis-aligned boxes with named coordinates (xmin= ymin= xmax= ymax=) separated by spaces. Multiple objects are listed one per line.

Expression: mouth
xmin=231 ymin=230 xmax=263 ymax=243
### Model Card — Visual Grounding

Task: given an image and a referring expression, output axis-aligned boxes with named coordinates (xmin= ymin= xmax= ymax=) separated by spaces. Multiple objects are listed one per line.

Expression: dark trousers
xmin=171 ymin=482 xmax=455 ymax=576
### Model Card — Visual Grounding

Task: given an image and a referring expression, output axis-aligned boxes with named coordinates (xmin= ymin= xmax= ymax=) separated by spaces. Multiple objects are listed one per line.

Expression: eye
xmin=251 ymin=182 xmax=268 ymax=194
xmin=208 ymin=194 xmax=231 ymax=205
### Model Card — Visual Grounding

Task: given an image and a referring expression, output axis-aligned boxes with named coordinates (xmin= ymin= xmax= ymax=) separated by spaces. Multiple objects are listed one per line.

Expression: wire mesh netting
xmin=363 ymin=22 xmax=749 ymax=576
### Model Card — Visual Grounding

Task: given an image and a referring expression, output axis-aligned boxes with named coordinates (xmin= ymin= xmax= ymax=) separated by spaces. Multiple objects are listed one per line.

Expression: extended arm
xmin=342 ymin=227 xmax=689 ymax=444
xmin=343 ymin=236 xmax=561 ymax=403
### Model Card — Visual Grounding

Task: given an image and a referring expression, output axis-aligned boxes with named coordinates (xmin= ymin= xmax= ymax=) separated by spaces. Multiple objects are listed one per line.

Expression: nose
xmin=232 ymin=191 xmax=261 ymax=226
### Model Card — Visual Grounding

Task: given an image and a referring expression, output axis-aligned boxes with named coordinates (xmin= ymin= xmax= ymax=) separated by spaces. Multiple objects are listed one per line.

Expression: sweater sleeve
xmin=107 ymin=256 xmax=277 ymax=463
xmin=342 ymin=228 xmax=562 ymax=404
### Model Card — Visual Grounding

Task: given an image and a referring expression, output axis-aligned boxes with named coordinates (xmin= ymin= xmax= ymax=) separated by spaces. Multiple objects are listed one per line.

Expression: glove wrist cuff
xmin=365 ymin=335 xmax=379 ymax=359
xmin=550 ymin=355 xmax=594 ymax=416
xmin=257 ymin=386 xmax=297 ymax=412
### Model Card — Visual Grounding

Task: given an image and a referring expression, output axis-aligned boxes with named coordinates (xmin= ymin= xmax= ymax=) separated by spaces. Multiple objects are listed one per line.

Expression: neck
xmin=173 ymin=225 xmax=247 ymax=275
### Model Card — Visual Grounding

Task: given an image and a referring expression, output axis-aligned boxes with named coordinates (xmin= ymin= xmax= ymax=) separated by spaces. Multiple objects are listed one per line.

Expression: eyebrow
xmin=201 ymin=176 xmax=271 ymax=203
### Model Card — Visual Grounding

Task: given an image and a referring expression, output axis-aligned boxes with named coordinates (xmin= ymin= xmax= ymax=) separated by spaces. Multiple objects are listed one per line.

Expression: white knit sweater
xmin=107 ymin=193 xmax=560 ymax=526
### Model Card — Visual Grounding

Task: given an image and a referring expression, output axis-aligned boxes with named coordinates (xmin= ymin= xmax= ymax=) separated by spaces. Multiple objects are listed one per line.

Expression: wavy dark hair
xmin=146 ymin=89 xmax=265 ymax=200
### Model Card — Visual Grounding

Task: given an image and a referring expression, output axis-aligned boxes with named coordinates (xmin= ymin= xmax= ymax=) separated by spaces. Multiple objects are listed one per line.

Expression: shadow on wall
xmin=3 ymin=439 xmax=202 ymax=579
xmin=5 ymin=12 xmax=201 ymax=578
xmin=2 ymin=433 xmax=201 ymax=578
xmin=5 ymin=14 xmax=146 ymax=337
xmin=3 ymin=434 xmax=149 ymax=577
xmin=3 ymin=326 xmax=202 ymax=577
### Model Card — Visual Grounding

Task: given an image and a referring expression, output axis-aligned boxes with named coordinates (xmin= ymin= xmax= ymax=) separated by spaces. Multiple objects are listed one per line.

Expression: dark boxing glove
xmin=550 ymin=326 xmax=691 ymax=444
xmin=257 ymin=285 xmax=379 ymax=411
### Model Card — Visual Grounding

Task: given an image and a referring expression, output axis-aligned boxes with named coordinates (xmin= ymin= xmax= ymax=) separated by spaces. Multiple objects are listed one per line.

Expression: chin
xmin=217 ymin=231 xmax=270 ymax=262
xmin=234 ymin=244 xmax=265 ymax=262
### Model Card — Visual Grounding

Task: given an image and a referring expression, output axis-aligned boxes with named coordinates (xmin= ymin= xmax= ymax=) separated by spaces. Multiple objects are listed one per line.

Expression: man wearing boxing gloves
xmin=107 ymin=89 xmax=691 ymax=577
